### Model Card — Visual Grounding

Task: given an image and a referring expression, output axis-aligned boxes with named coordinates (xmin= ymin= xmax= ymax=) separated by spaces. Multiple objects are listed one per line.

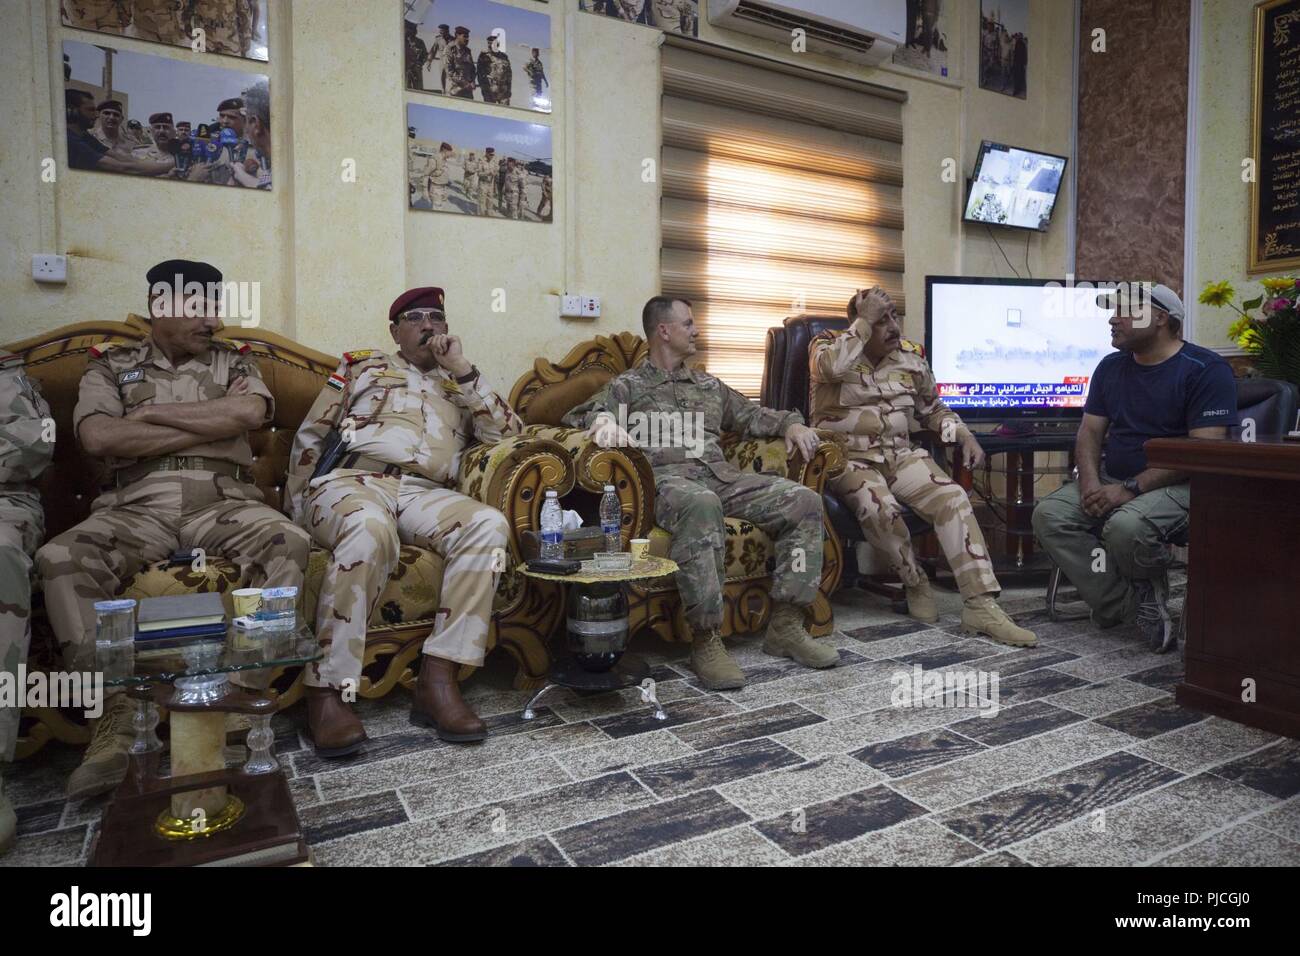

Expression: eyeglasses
xmin=397 ymin=308 xmax=447 ymax=328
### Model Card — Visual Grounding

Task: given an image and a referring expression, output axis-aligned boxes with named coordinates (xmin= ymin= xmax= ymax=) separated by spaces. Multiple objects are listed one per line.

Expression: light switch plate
xmin=581 ymin=296 xmax=601 ymax=317
xmin=32 ymin=254 xmax=67 ymax=284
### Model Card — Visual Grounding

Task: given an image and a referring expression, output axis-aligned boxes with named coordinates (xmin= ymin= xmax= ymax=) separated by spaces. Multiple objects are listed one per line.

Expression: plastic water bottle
xmin=600 ymin=484 xmax=621 ymax=553
xmin=540 ymin=489 xmax=563 ymax=559
xmin=93 ymin=598 xmax=137 ymax=682
xmin=259 ymin=586 xmax=299 ymax=639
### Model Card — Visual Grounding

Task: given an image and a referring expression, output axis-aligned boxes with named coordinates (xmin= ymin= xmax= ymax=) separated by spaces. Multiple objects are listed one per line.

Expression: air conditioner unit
xmin=707 ymin=0 xmax=907 ymax=67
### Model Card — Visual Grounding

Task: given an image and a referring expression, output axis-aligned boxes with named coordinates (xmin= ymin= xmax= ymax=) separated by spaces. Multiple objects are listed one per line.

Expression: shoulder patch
xmin=900 ymin=339 xmax=924 ymax=357
xmin=326 ymin=372 xmax=347 ymax=391
xmin=343 ymin=350 xmax=376 ymax=364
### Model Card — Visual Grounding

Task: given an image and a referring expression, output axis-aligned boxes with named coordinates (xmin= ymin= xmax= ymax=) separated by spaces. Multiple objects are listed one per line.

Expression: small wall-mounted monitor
xmin=963 ymin=141 xmax=1068 ymax=233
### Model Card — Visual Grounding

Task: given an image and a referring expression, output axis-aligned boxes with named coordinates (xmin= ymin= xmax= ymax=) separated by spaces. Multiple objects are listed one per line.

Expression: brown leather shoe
xmin=305 ymin=686 xmax=367 ymax=758
xmin=411 ymin=656 xmax=487 ymax=743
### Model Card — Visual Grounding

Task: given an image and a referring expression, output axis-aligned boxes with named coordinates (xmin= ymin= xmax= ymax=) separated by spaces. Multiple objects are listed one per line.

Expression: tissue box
xmin=520 ymin=526 xmax=607 ymax=561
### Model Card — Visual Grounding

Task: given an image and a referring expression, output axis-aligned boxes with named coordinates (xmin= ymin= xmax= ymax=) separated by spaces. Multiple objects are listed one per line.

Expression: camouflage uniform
xmin=463 ymin=153 xmax=480 ymax=207
xmin=408 ymin=146 xmax=435 ymax=206
xmin=132 ymin=0 xmax=186 ymax=44
xmin=0 ymin=352 xmax=53 ymax=762
xmin=426 ymin=32 xmax=451 ymax=92
xmin=193 ymin=0 xmax=253 ymax=57
xmin=477 ymin=49 xmax=512 ymax=105
xmin=503 ymin=164 xmax=527 ymax=220
xmin=537 ymin=175 xmax=553 ymax=219
xmin=445 ymin=43 xmax=476 ymax=98
xmin=35 ymin=338 xmax=310 ymax=670
xmin=524 ymin=56 xmax=547 ymax=96
xmin=810 ymin=324 xmax=999 ymax=599
xmin=63 ymin=0 xmax=129 ymax=30
xmin=287 ymin=350 xmax=523 ymax=690
xmin=564 ymin=363 xmax=822 ymax=633
xmin=477 ymin=155 xmax=499 ymax=216
xmin=429 ymin=152 xmax=452 ymax=208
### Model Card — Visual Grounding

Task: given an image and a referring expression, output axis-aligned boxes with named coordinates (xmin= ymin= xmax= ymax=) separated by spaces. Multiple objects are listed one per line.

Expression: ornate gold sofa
xmin=510 ymin=332 xmax=846 ymax=644
xmin=7 ymin=316 xmax=573 ymax=759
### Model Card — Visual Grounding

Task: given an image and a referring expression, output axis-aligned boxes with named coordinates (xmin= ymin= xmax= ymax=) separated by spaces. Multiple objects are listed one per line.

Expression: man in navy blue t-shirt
xmin=1033 ymin=284 xmax=1237 ymax=651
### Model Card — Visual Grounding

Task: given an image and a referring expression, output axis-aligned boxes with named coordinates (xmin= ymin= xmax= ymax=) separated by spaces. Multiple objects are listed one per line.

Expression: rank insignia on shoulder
xmin=343 ymin=350 xmax=374 ymax=364
xmin=900 ymin=339 xmax=924 ymax=356
xmin=118 ymin=369 xmax=145 ymax=385
xmin=326 ymin=372 xmax=347 ymax=391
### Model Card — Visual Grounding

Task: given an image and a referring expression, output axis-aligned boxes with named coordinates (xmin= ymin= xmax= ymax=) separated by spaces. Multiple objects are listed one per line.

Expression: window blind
xmin=661 ymin=41 xmax=906 ymax=396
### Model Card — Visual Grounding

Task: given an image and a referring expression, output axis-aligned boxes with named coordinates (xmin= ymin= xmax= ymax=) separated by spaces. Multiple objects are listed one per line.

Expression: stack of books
xmin=135 ymin=593 xmax=227 ymax=655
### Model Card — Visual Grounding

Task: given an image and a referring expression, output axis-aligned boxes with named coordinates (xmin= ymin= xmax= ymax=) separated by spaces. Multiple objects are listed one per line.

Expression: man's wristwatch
xmin=1122 ymin=477 xmax=1141 ymax=495
xmin=453 ymin=365 xmax=479 ymax=385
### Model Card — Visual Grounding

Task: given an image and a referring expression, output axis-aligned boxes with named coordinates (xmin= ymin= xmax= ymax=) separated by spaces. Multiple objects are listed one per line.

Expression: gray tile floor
xmin=6 ymin=583 xmax=1299 ymax=867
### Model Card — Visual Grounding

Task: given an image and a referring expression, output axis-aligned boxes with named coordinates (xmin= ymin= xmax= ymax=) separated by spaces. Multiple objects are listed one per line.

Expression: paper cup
xmin=630 ymin=538 xmax=650 ymax=561
xmin=231 ymin=588 xmax=263 ymax=619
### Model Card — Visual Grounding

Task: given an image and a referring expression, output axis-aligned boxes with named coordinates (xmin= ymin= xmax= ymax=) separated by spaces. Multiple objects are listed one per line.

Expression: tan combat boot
xmin=961 ymin=595 xmax=1037 ymax=647
xmin=905 ymin=579 xmax=939 ymax=623
xmin=762 ymin=602 xmax=839 ymax=669
xmin=66 ymin=692 xmax=134 ymax=800
xmin=0 ymin=770 xmax=15 ymax=857
xmin=689 ymin=627 xmax=746 ymax=690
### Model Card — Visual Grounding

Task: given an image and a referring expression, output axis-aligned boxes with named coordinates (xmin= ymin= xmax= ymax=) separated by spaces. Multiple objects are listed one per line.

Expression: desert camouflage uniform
xmin=63 ymin=0 xmax=129 ymax=30
xmin=193 ymin=0 xmax=254 ymax=57
xmin=287 ymin=350 xmax=523 ymax=690
xmin=35 ymin=338 xmax=310 ymax=671
xmin=132 ymin=0 xmax=186 ymax=44
xmin=445 ymin=43 xmax=476 ymax=98
xmin=810 ymin=323 xmax=999 ymax=598
xmin=0 ymin=352 xmax=53 ymax=762
xmin=524 ymin=56 xmax=547 ymax=96
xmin=463 ymin=154 xmax=480 ymax=207
xmin=429 ymin=152 xmax=452 ymax=208
xmin=503 ymin=164 xmax=527 ymax=220
xmin=408 ymin=146 xmax=435 ymax=205
xmin=564 ymin=363 xmax=821 ymax=633
xmin=477 ymin=156 xmax=499 ymax=215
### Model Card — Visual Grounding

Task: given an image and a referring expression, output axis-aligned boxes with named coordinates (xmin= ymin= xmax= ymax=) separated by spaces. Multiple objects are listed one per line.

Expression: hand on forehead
xmin=856 ymin=286 xmax=893 ymax=321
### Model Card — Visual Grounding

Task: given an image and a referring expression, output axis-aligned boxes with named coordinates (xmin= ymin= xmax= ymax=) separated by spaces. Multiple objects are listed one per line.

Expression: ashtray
xmin=593 ymin=552 xmax=633 ymax=572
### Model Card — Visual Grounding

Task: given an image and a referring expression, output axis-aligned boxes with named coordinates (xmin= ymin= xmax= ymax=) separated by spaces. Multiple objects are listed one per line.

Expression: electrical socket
xmin=581 ymin=296 xmax=601 ymax=318
xmin=32 ymin=254 xmax=67 ymax=284
xmin=560 ymin=294 xmax=582 ymax=318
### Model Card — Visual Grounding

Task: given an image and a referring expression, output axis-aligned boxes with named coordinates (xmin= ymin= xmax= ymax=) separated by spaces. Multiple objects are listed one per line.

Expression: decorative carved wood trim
xmin=509 ymin=331 xmax=648 ymax=417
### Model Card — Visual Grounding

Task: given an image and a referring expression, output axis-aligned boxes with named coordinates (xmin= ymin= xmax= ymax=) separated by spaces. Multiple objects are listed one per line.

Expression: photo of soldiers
xmin=286 ymin=287 xmax=523 ymax=754
xmin=35 ymin=259 xmax=311 ymax=800
xmin=0 ymin=349 xmax=54 ymax=858
xmin=404 ymin=0 xmax=552 ymax=114
xmin=891 ymin=0 xmax=949 ymax=78
xmin=582 ymin=0 xmax=699 ymax=37
xmin=980 ymin=0 xmax=1029 ymax=99
xmin=63 ymin=40 xmax=272 ymax=189
xmin=407 ymin=102 xmax=553 ymax=222
xmin=60 ymin=0 xmax=269 ymax=61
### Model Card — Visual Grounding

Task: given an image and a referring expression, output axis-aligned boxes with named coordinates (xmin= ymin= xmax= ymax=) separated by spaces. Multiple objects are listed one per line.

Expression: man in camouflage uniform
xmin=132 ymin=0 xmax=186 ymax=44
xmin=502 ymin=158 xmax=527 ymax=220
xmin=445 ymin=26 xmax=477 ymax=99
xmin=536 ymin=173 xmax=553 ymax=220
xmin=565 ymin=297 xmax=838 ymax=690
xmin=90 ymin=99 xmax=129 ymax=152
xmin=193 ymin=0 xmax=254 ymax=57
xmin=408 ymin=142 xmax=435 ymax=207
xmin=36 ymin=259 xmax=310 ymax=799
xmin=462 ymin=151 xmax=480 ymax=211
xmin=428 ymin=142 xmax=454 ymax=209
xmin=810 ymin=288 xmax=1035 ymax=646
xmin=524 ymin=48 xmax=548 ymax=99
xmin=0 ymin=351 xmax=54 ymax=857
xmin=477 ymin=29 xmax=513 ymax=105
xmin=477 ymin=147 xmax=499 ymax=216
xmin=288 ymin=288 xmax=521 ymax=753
xmin=62 ymin=0 xmax=129 ymax=30
xmin=404 ymin=18 xmax=428 ymax=90
xmin=427 ymin=23 xmax=453 ymax=93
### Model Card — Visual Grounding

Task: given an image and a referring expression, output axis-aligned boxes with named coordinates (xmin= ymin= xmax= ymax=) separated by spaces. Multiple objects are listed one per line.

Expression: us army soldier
xmin=564 ymin=296 xmax=837 ymax=690
xmin=36 ymin=259 xmax=310 ymax=800
xmin=0 ymin=350 xmax=54 ymax=857
xmin=810 ymin=287 xmax=1034 ymax=646
xmin=287 ymin=287 xmax=523 ymax=755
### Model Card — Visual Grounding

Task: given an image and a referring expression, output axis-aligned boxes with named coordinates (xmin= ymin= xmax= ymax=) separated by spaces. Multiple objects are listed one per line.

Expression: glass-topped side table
xmin=518 ymin=555 xmax=678 ymax=723
xmin=89 ymin=628 xmax=323 ymax=868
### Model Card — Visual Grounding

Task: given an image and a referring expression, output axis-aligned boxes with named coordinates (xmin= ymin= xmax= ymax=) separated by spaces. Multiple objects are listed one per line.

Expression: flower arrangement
xmin=1199 ymin=277 xmax=1300 ymax=386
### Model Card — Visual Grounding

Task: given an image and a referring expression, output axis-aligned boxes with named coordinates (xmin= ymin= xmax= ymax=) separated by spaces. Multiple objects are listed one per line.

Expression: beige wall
xmin=2 ymin=0 xmax=1078 ymax=389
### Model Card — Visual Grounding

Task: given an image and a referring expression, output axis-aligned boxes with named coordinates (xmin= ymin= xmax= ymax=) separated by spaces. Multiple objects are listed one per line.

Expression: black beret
xmin=217 ymin=97 xmax=244 ymax=113
xmin=97 ymin=99 xmax=123 ymax=112
xmin=146 ymin=259 xmax=223 ymax=293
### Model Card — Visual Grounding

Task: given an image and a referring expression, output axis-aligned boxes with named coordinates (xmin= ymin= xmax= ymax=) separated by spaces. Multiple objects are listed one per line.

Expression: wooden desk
xmin=1144 ymin=438 xmax=1300 ymax=738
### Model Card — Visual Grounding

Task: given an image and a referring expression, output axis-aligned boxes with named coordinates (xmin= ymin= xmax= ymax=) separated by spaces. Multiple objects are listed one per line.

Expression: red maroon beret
xmin=388 ymin=287 xmax=445 ymax=322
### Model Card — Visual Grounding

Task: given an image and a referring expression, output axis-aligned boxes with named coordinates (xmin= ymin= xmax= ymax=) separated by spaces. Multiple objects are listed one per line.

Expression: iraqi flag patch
xmin=326 ymin=373 xmax=347 ymax=391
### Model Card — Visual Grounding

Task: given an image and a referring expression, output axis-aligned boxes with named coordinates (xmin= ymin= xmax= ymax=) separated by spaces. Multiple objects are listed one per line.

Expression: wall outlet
xmin=560 ymin=294 xmax=582 ymax=318
xmin=32 ymin=254 xmax=67 ymax=284
xmin=581 ymin=296 xmax=601 ymax=318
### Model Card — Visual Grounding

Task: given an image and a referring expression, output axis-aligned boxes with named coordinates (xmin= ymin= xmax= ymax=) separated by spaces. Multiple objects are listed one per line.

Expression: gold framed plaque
xmin=1250 ymin=0 xmax=1300 ymax=273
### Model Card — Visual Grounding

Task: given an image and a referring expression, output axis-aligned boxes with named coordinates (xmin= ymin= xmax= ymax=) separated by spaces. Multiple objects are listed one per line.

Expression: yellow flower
xmin=1260 ymin=276 xmax=1297 ymax=295
xmin=1198 ymin=281 xmax=1235 ymax=307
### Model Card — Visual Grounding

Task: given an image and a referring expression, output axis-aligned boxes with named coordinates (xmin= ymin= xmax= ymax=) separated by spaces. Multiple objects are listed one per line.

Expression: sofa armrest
xmin=787 ymin=432 xmax=847 ymax=491
xmin=522 ymin=424 xmax=656 ymax=539
xmin=457 ymin=434 xmax=576 ymax=557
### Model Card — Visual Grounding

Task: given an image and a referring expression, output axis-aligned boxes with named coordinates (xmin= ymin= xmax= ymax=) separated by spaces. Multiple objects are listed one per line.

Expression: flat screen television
xmin=924 ymin=276 xmax=1118 ymax=421
xmin=963 ymin=141 xmax=1068 ymax=233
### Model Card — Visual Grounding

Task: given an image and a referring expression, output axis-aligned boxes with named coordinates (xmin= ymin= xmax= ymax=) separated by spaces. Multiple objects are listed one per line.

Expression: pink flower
xmin=1267 ymin=297 xmax=1292 ymax=312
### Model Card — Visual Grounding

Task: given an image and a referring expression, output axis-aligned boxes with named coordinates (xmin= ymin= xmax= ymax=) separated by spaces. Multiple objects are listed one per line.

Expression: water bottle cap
xmin=604 ymin=485 xmax=615 ymax=492
xmin=545 ymin=489 xmax=557 ymax=497
xmin=262 ymin=586 xmax=299 ymax=599
xmin=94 ymin=599 xmax=137 ymax=612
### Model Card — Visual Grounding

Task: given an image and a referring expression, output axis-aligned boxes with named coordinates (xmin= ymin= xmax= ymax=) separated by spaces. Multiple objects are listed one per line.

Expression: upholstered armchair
xmin=6 ymin=316 xmax=573 ymax=759
xmin=509 ymin=331 xmax=846 ymax=645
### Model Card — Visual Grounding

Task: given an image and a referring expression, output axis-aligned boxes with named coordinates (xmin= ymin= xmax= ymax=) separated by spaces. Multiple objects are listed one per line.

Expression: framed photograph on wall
xmin=979 ymin=0 xmax=1028 ymax=99
xmin=60 ymin=0 xmax=269 ymax=61
xmin=406 ymin=101 xmax=552 ymax=221
xmin=577 ymin=0 xmax=699 ymax=38
xmin=63 ymin=40 xmax=272 ymax=189
xmin=1249 ymin=0 xmax=1300 ymax=273
xmin=892 ymin=0 xmax=951 ymax=79
xmin=404 ymin=0 xmax=553 ymax=113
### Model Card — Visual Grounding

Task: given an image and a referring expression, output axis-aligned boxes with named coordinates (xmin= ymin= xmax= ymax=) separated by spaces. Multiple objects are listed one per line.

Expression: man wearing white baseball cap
xmin=1032 ymin=282 xmax=1238 ymax=652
